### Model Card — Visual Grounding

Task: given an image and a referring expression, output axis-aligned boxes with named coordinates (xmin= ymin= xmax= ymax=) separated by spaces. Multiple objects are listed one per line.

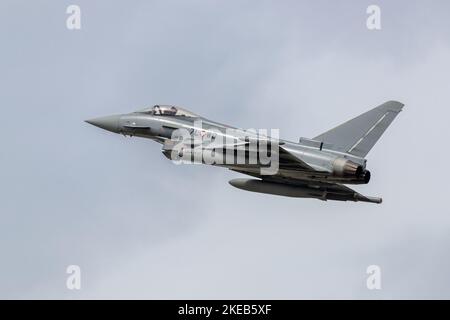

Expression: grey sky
xmin=1 ymin=0 xmax=450 ymax=299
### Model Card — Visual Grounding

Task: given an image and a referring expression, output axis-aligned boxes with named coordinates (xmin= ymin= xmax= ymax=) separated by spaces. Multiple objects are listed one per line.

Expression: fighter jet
xmin=86 ymin=101 xmax=404 ymax=204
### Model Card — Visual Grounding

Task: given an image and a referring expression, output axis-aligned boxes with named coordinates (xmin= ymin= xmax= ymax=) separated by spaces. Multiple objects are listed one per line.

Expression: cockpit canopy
xmin=137 ymin=105 xmax=198 ymax=118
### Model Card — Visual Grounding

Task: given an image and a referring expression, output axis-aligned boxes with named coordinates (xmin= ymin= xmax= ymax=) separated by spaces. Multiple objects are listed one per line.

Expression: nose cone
xmin=85 ymin=115 xmax=121 ymax=133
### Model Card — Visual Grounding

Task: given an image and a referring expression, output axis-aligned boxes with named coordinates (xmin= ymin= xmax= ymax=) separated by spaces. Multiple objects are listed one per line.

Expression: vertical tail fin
xmin=313 ymin=101 xmax=404 ymax=158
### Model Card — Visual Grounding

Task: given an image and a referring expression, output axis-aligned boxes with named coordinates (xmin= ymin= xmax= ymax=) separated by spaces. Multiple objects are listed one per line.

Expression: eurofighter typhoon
xmin=86 ymin=101 xmax=404 ymax=204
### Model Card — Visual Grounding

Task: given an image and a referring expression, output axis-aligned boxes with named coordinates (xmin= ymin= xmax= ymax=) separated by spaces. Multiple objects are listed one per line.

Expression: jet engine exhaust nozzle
xmin=333 ymin=158 xmax=363 ymax=177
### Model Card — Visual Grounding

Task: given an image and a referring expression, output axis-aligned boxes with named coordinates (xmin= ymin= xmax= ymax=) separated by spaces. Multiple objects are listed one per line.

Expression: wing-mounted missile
xmin=229 ymin=178 xmax=382 ymax=204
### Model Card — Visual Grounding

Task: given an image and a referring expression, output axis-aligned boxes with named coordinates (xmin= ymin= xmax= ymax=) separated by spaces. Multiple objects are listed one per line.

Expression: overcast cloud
xmin=1 ymin=0 xmax=450 ymax=299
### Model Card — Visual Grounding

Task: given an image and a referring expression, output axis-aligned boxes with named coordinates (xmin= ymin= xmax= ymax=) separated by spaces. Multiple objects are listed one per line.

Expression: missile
xmin=228 ymin=178 xmax=382 ymax=204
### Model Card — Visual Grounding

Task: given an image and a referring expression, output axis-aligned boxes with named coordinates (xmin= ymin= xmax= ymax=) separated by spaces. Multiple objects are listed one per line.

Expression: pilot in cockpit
xmin=138 ymin=105 xmax=198 ymax=118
